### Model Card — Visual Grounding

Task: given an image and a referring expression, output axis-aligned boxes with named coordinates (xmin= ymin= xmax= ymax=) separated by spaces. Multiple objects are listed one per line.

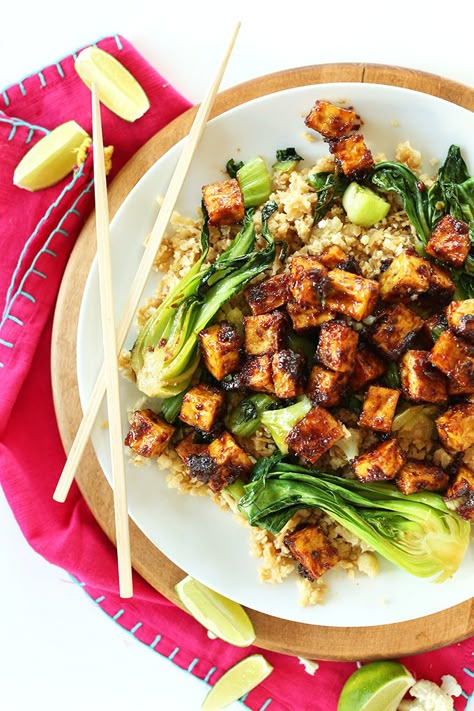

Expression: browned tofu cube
xmin=240 ymin=355 xmax=275 ymax=393
xmin=284 ymin=525 xmax=340 ymax=580
xmin=198 ymin=321 xmax=241 ymax=381
xmin=396 ymin=461 xmax=449 ymax=495
xmin=426 ymin=215 xmax=470 ymax=268
xmin=307 ymin=365 xmax=349 ymax=407
xmin=400 ymin=350 xmax=448 ymax=403
xmin=349 ymin=345 xmax=387 ymax=391
xmin=243 ymin=311 xmax=287 ymax=356
xmin=289 ymin=255 xmax=328 ymax=306
xmin=286 ymin=406 xmax=344 ymax=464
xmin=175 ymin=433 xmax=209 ymax=463
xmin=304 ymin=100 xmax=357 ymax=139
xmin=319 ymin=244 xmax=349 ymax=269
xmin=325 ymin=269 xmax=379 ymax=321
xmin=428 ymin=330 xmax=474 ymax=395
xmin=124 ymin=409 xmax=175 ymax=458
xmin=371 ymin=304 xmax=424 ymax=360
xmin=379 ymin=252 xmax=431 ymax=303
xmin=329 ymin=134 xmax=374 ymax=180
xmin=271 ymin=349 xmax=306 ymax=398
xmin=425 ymin=262 xmax=455 ymax=302
xmin=245 ymin=273 xmax=291 ymax=315
xmin=436 ymin=402 xmax=474 ymax=452
xmin=445 ymin=464 xmax=474 ymax=500
xmin=286 ymin=300 xmax=335 ymax=331
xmin=207 ymin=431 xmax=253 ymax=492
xmin=316 ymin=320 xmax=359 ymax=373
xmin=352 ymin=438 xmax=406 ymax=482
xmin=358 ymin=386 xmax=400 ymax=433
xmin=202 ymin=178 xmax=244 ymax=226
xmin=179 ymin=384 xmax=224 ymax=432
xmin=446 ymin=299 xmax=474 ymax=341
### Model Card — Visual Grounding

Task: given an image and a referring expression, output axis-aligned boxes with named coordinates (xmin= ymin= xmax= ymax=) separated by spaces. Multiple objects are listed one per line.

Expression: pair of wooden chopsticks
xmin=55 ymin=23 xmax=241 ymax=598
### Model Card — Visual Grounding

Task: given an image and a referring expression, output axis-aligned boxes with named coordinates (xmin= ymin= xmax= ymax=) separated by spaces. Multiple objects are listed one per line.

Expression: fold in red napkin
xmin=0 ymin=35 xmax=472 ymax=711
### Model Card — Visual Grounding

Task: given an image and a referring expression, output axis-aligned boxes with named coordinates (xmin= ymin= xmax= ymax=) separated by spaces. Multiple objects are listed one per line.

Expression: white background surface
xmin=0 ymin=3 xmax=472 ymax=710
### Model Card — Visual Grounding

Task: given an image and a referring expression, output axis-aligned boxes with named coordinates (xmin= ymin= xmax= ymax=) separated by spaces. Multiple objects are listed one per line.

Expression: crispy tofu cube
xmin=175 ymin=433 xmax=209 ymax=463
xmin=244 ymin=311 xmax=287 ymax=356
xmin=446 ymin=299 xmax=474 ymax=341
xmin=325 ymin=269 xmax=379 ymax=321
xmin=206 ymin=431 xmax=253 ymax=492
xmin=179 ymin=384 xmax=224 ymax=432
xmin=396 ymin=461 xmax=449 ymax=495
xmin=198 ymin=321 xmax=241 ymax=381
xmin=352 ymin=438 xmax=406 ymax=482
xmin=319 ymin=244 xmax=349 ymax=269
xmin=358 ymin=386 xmax=400 ymax=433
xmin=202 ymin=178 xmax=244 ymax=226
xmin=316 ymin=320 xmax=359 ymax=373
xmin=271 ymin=349 xmax=306 ymax=398
xmin=445 ymin=464 xmax=474 ymax=500
xmin=371 ymin=304 xmax=424 ymax=360
xmin=379 ymin=252 xmax=431 ymax=302
xmin=240 ymin=355 xmax=275 ymax=393
xmin=286 ymin=300 xmax=335 ymax=331
xmin=425 ymin=262 xmax=456 ymax=302
xmin=284 ymin=525 xmax=340 ymax=580
xmin=349 ymin=345 xmax=387 ymax=391
xmin=400 ymin=350 xmax=448 ymax=403
xmin=124 ymin=409 xmax=175 ymax=458
xmin=436 ymin=402 xmax=474 ymax=452
xmin=286 ymin=406 xmax=344 ymax=464
xmin=245 ymin=273 xmax=290 ymax=315
xmin=428 ymin=330 xmax=474 ymax=395
xmin=304 ymin=100 xmax=357 ymax=139
xmin=307 ymin=365 xmax=349 ymax=407
xmin=329 ymin=134 xmax=374 ymax=180
xmin=426 ymin=215 xmax=470 ymax=268
xmin=289 ymin=255 xmax=328 ymax=306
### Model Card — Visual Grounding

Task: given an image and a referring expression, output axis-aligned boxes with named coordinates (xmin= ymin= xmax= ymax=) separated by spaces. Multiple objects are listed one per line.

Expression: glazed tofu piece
xmin=124 ymin=409 xmax=175 ymax=458
xmin=240 ymin=355 xmax=275 ymax=393
xmin=307 ymin=364 xmax=349 ymax=407
xmin=436 ymin=402 xmax=474 ymax=452
xmin=378 ymin=252 xmax=431 ymax=302
xmin=286 ymin=406 xmax=344 ymax=464
xmin=243 ymin=311 xmax=287 ymax=356
xmin=428 ymin=330 xmax=474 ymax=395
xmin=202 ymin=178 xmax=244 ymax=226
xmin=245 ymin=273 xmax=291 ymax=315
xmin=325 ymin=269 xmax=379 ymax=321
xmin=304 ymin=100 xmax=357 ymax=139
xmin=446 ymin=299 xmax=474 ymax=341
xmin=271 ymin=349 xmax=306 ymax=398
xmin=352 ymin=438 xmax=406 ymax=482
xmin=289 ymin=255 xmax=328 ymax=306
xmin=349 ymin=345 xmax=387 ymax=391
xmin=426 ymin=215 xmax=470 ymax=268
xmin=329 ymin=133 xmax=374 ymax=180
xmin=396 ymin=461 xmax=449 ymax=495
xmin=175 ymin=433 xmax=209 ymax=463
xmin=179 ymin=384 xmax=224 ymax=432
xmin=358 ymin=386 xmax=400 ymax=433
xmin=207 ymin=431 xmax=253 ymax=492
xmin=426 ymin=262 xmax=456 ymax=302
xmin=371 ymin=304 xmax=424 ymax=360
xmin=445 ymin=464 xmax=474 ymax=500
xmin=199 ymin=321 xmax=242 ymax=381
xmin=284 ymin=525 xmax=340 ymax=581
xmin=400 ymin=350 xmax=448 ymax=403
xmin=286 ymin=300 xmax=334 ymax=332
xmin=319 ymin=244 xmax=349 ymax=269
xmin=316 ymin=320 xmax=359 ymax=373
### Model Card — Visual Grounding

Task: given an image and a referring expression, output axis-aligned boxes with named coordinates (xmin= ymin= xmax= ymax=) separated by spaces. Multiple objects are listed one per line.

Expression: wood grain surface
xmin=51 ymin=63 xmax=474 ymax=660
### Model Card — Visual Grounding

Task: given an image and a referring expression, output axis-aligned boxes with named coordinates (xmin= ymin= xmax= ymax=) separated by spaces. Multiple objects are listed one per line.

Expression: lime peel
xmin=201 ymin=654 xmax=273 ymax=711
xmin=337 ymin=660 xmax=415 ymax=711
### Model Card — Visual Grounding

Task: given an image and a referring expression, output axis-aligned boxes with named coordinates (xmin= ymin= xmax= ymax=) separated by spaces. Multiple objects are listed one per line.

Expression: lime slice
xmin=13 ymin=120 xmax=89 ymax=191
xmin=175 ymin=576 xmax=256 ymax=647
xmin=75 ymin=46 xmax=150 ymax=122
xmin=342 ymin=181 xmax=390 ymax=227
xmin=202 ymin=654 xmax=273 ymax=711
xmin=337 ymin=660 xmax=415 ymax=711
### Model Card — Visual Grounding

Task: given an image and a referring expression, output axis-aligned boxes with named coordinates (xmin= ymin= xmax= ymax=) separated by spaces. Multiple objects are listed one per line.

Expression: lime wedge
xmin=13 ymin=120 xmax=89 ymax=191
xmin=75 ymin=46 xmax=150 ymax=122
xmin=342 ymin=182 xmax=390 ymax=227
xmin=202 ymin=654 xmax=273 ymax=711
xmin=337 ymin=660 xmax=415 ymax=711
xmin=175 ymin=575 xmax=256 ymax=647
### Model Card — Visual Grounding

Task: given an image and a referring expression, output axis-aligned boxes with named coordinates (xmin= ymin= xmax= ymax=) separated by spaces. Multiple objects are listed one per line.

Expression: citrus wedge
xmin=202 ymin=654 xmax=273 ymax=711
xmin=75 ymin=46 xmax=150 ymax=122
xmin=337 ymin=660 xmax=415 ymax=711
xmin=13 ymin=120 xmax=89 ymax=191
xmin=175 ymin=575 xmax=255 ymax=647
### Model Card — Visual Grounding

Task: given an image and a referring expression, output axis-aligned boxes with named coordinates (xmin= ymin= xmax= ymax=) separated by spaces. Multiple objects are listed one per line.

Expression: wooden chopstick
xmin=90 ymin=83 xmax=133 ymax=598
xmin=53 ymin=22 xmax=240 ymax=503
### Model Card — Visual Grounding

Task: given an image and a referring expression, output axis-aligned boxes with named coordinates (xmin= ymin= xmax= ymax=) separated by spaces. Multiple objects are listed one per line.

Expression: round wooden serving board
xmin=52 ymin=63 xmax=474 ymax=660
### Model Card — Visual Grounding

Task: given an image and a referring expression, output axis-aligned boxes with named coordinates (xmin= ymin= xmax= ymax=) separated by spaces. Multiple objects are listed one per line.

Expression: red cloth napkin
xmin=0 ymin=35 xmax=472 ymax=711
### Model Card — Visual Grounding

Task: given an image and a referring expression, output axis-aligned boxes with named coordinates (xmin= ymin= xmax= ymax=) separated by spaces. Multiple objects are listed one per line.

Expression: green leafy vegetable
xmin=225 ymin=393 xmax=278 ymax=438
xmin=260 ymin=396 xmax=312 ymax=454
xmin=237 ymin=157 xmax=272 ymax=207
xmin=273 ymin=147 xmax=303 ymax=173
xmin=382 ymin=361 xmax=401 ymax=389
xmin=226 ymin=158 xmax=244 ymax=179
xmin=392 ymin=404 xmax=439 ymax=441
xmin=306 ymin=171 xmax=350 ymax=223
xmin=160 ymin=390 xmax=187 ymax=423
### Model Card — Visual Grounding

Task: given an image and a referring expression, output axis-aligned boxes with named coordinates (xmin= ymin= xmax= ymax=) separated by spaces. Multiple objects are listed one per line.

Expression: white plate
xmin=77 ymin=82 xmax=474 ymax=627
